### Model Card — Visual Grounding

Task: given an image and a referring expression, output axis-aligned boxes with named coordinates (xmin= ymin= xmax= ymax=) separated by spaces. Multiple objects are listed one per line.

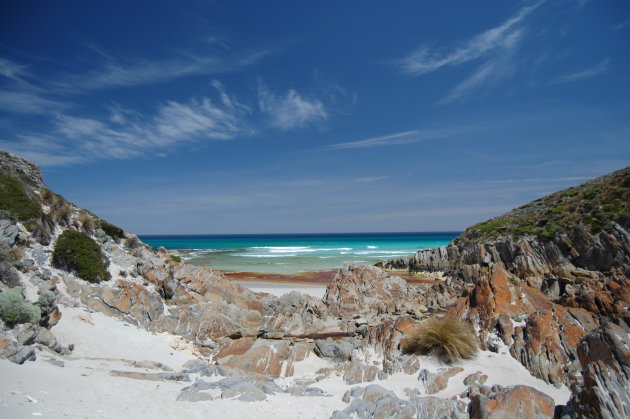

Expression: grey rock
xmin=130 ymin=360 xmax=173 ymax=371
xmin=560 ymin=322 xmax=630 ymax=419
xmin=418 ymin=367 xmax=464 ymax=394
xmin=362 ymin=384 xmax=395 ymax=403
xmin=45 ymin=358 xmax=64 ymax=367
xmin=181 ymin=379 xmax=219 ymax=393
xmin=463 ymin=371 xmax=488 ymax=386
xmin=491 ymin=384 xmax=504 ymax=393
xmin=314 ymin=339 xmax=355 ymax=361
xmin=286 ymin=386 xmax=328 ymax=397
xmin=221 ymin=381 xmax=266 ymax=402
xmin=0 ymin=218 xmax=19 ymax=249
xmin=176 ymin=391 xmax=213 ymax=402
xmin=1 ymin=331 xmax=36 ymax=364
xmin=12 ymin=323 xmax=38 ymax=346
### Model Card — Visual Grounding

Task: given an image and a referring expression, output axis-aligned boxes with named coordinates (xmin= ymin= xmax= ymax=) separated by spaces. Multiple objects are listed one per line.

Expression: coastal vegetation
xmin=52 ymin=230 xmax=111 ymax=283
xmin=466 ymin=167 xmax=630 ymax=240
xmin=0 ymin=287 xmax=41 ymax=328
xmin=404 ymin=319 xmax=478 ymax=363
xmin=100 ymin=219 xmax=125 ymax=240
xmin=0 ymin=173 xmax=41 ymax=222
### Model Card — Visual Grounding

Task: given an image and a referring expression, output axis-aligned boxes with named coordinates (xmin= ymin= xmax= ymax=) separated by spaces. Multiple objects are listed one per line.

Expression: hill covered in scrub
xmin=463 ymin=166 xmax=630 ymax=241
xmin=381 ymin=167 xmax=630 ymax=286
xmin=1 ymin=150 xmax=629 ymax=418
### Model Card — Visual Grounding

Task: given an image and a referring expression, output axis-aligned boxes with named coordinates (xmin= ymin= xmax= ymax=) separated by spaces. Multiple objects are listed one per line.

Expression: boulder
xmin=418 ymin=367 xmax=464 ymax=394
xmin=0 ymin=331 xmax=35 ymax=364
xmin=469 ymin=385 xmax=555 ymax=419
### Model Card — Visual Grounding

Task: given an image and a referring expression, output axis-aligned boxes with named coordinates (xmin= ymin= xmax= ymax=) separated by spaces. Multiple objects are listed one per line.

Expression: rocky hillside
xmin=1 ymin=151 xmax=628 ymax=418
xmin=381 ymin=168 xmax=630 ymax=319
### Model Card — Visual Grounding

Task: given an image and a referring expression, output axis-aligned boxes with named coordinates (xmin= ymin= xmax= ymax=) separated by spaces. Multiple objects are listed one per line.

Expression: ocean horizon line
xmin=138 ymin=231 xmax=464 ymax=239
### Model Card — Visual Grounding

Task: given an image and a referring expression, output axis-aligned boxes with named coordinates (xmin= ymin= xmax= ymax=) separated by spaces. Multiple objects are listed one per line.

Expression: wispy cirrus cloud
xmin=258 ymin=84 xmax=328 ymax=130
xmin=329 ymin=128 xmax=462 ymax=149
xmin=549 ymin=59 xmax=609 ymax=84
xmin=1 ymin=78 xmax=335 ymax=166
xmin=0 ymin=57 xmax=30 ymax=82
xmin=52 ymin=49 xmax=271 ymax=93
xmin=397 ymin=2 xmax=541 ymax=76
xmin=0 ymin=81 xmax=253 ymax=165
xmin=611 ymin=19 xmax=630 ymax=31
xmin=396 ymin=2 xmax=543 ymax=104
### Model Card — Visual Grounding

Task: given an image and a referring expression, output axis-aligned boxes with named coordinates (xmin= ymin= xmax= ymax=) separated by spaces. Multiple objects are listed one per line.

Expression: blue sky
xmin=1 ymin=0 xmax=628 ymax=234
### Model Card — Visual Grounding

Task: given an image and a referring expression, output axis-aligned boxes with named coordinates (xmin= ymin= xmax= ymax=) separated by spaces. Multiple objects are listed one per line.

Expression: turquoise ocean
xmin=139 ymin=232 xmax=460 ymax=274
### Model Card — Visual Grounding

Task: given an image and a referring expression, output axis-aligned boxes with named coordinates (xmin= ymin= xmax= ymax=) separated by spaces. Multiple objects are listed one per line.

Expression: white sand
xmin=239 ymin=282 xmax=327 ymax=299
xmin=0 ymin=306 xmax=570 ymax=418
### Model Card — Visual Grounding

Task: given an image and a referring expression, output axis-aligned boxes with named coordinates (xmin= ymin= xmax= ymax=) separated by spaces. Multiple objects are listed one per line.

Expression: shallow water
xmin=139 ymin=232 xmax=459 ymax=274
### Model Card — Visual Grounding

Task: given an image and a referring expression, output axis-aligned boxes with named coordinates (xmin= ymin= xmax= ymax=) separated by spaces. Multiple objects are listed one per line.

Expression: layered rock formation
xmin=380 ymin=166 xmax=630 ymax=418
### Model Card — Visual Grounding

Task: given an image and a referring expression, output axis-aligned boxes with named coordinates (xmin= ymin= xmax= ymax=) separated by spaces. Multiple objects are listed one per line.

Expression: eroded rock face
xmin=560 ymin=322 xmax=630 ymax=419
xmin=324 ymin=264 xmax=461 ymax=320
xmin=469 ymin=385 xmax=555 ymax=419
xmin=446 ymin=266 xmax=598 ymax=386
xmin=0 ymin=150 xmax=45 ymax=189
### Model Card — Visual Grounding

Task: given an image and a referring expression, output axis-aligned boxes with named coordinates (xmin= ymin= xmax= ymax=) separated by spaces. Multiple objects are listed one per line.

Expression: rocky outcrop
xmin=0 ymin=151 xmax=45 ymax=189
xmin=469 ymin=385 xmax=556 ymax=419
xmin=324 ymin=264 xmax=462 ymax=320
xmin=333 ymin=384 xmax=468 ymax=419
xmin=385 ymin=224 xmax=629 ymax=288
xmin=446 ymin=266 xmax=599 ymax=386
xmin=560 ymin=322 xmax=630 ymax=418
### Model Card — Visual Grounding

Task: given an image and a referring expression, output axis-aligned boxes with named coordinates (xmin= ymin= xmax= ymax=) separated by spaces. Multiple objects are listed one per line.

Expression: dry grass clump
xmin=404 ymin=319 xmax=478 ymax=363
xmin=77 ymin=211 xmax=97 ymax=233
xmin=40 ymin=189 xmax=55 ymax=205
xmin=52 ymin=202 xmax=73 ymax=226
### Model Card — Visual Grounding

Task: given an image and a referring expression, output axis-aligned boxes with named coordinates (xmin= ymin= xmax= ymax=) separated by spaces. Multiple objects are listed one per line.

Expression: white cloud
xmin=1 ymin=86 xmax=252 ymax=166
xmin=0 ymin=89 xmax=69 ymax=114
xmin=53 ymin=49 xmax=270 ymax=93
xmin=611 ymin=19 xmax=630 ymax=31
xmin=396 ymin=2 xmax=542 ymax=104
xmin=0 ymin=58 xmax=30 ymax=82
xmin=258 ymin=85 xmax=328 ymax=130
xmin=330 ymin=129 xmax=461 ymax=149
xmin=550 ymin=59 xmax=609 ymax=84
xmin=397 ymin=2 xmax=541 ymax=75
xmin=1 ymin=80 xmax=334 ymax=166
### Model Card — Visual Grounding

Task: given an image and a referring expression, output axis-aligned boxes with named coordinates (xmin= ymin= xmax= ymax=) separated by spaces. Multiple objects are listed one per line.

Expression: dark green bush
xmin=0 ymin=173 xmax=42 ymax=221
xmin=0 ymin=287 xmax=41 ymax=328
xmin=170 ymin=254 xmax=182 ymax=263
xmin=52 ymin=230 xmax=111 ymax=283
xmin=100 ymin=220 xmax=125 ymax=240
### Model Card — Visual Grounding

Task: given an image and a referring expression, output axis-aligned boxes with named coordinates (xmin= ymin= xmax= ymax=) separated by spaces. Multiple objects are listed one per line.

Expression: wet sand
xmin=222 ymin=269 xmax=442 ymax=286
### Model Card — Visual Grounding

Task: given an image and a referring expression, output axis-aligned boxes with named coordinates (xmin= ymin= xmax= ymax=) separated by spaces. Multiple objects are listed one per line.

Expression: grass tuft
xmin=404 ymin=319 xmax=478 ymax=363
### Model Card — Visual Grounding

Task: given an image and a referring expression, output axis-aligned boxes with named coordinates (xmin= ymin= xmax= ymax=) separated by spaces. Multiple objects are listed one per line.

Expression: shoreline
xmin=220 ymin=267 xmax=443 ymax=287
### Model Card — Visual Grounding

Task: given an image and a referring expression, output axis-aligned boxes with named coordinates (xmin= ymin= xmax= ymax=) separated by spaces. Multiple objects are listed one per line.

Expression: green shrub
xmin=36 ymin=290 xmax=56 ymax=317
xmin=540 ymin=222 xmax=560 ymax=239
xmin=52 ymin=230 xmax=111 ymax=283
xmin=476 ymin=219 xmax=510 ymax=234
xmin=0 ymin=173 xmax=42 ymax=221
xmin=550 ymin=205 xmax=566 ymax=215
xmin=100 ymin=220 xmax=125 ymax=240
xmin=0 ymin=287 xmax=41 ymax=328
xmin=404 ymin=319 xmax=478 ymax=363
xmin=509 ymin=277 xmax=519 ymax=285
xmin=584 ymin=187 xmax=603 ymax=200
xmin=170 ymin=254 xmax=182 ymax=263
xmin=516 ymin=225 xmax=534 ymax=234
